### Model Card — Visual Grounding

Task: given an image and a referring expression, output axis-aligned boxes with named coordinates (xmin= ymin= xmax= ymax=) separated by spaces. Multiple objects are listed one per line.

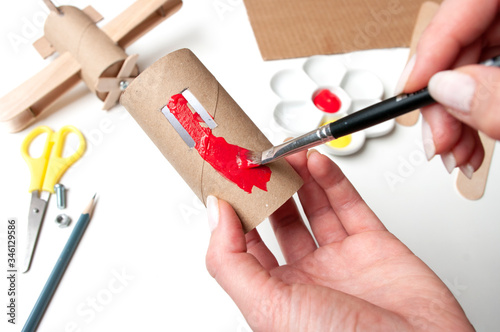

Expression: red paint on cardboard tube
xmin=167 ymin=94 xmax=272 ymax=193
xmin=120 ymin=48 xmax=303 ymax=233
xmin=313 ymin=89 xmax=342 ymax=113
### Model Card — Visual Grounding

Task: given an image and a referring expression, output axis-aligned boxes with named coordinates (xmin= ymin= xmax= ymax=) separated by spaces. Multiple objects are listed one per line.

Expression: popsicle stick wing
xmin=456 ymin=133 xmax=496 ymax=200
xmin=396 ymin=1 xmax=440 ymax=126
xmin=0 ymin=52 xmax=81 ymax=133
xmin=102 ymin=0 xmax=183 ymax=49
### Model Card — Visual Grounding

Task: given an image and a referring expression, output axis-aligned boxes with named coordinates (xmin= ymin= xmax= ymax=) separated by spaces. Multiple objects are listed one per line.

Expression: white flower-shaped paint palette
xmin=271 ymin=56 xmax=395 ymax=156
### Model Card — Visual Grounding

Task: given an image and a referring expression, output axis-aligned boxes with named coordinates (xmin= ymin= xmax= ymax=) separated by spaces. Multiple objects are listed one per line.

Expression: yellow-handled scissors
xmin=21 ymin=125 xmax=86 ymax=272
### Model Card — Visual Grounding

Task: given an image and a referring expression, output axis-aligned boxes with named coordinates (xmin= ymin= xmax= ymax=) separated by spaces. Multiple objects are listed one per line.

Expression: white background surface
xmin=0 ymin=0 xmax=499 ymax=331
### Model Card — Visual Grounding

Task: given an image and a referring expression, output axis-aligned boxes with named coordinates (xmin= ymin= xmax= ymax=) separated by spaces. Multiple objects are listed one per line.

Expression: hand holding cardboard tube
xmin=205 ymin=150 xmax=474 ymax=331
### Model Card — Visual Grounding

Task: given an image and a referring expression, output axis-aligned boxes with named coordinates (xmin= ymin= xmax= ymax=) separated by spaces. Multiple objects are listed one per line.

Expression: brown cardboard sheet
xmin=121 ymin=49 xmax=303 ymax=232
xmin=243 ymin=0 xmax=442 ymax=60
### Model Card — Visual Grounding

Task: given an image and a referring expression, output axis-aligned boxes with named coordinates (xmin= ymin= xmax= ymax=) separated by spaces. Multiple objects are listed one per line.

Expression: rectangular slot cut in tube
xmin=160 ymin=105 xmax=196 ymax=148
xmin=161 ymin=88 xmax=218 ymax=148
xmin=181 ymin=88 xmax=218 ymax=130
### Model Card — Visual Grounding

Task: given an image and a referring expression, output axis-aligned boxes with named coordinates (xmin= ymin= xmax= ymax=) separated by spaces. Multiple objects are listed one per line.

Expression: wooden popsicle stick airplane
xmin=0 ymin=0 xmax=183 ymax=133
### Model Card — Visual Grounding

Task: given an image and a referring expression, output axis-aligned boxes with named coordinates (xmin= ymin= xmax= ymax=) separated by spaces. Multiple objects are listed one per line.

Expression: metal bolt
xmin=54 ymin=184 xmax=66 ymax=209
xmin=55 ymin=214 xmax=71 ymax=228
xmin=119 ymin=80 xmax=129 ymax=91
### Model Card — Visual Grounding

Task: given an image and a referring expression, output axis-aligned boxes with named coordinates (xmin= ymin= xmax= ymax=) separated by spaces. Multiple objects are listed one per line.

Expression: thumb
xmin=205 ymin=195 xmax=250 ymax=279
xmin=205 ymin=196 xmax=278 ymax=329
xmin=428 ymin=65 xmax=500 ymax=140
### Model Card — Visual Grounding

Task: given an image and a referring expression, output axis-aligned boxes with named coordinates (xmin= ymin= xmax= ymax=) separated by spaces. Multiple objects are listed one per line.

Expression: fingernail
xmin=441 ymin=152 xmax=457 ymax=174
xmin=395 ymin=54 xmax=417 ymax=95
xmin=421 ymin=117 xmax=436 ymax=160
xmin=206 ymin=195 xmax=219 ymax=233
xmin=460 ymin=164 xmax=475 ymax=179
xmin=307 ymin=149 xmax=319 ymax=159
xmin=428 ymin=71 xmax=476 ymax=112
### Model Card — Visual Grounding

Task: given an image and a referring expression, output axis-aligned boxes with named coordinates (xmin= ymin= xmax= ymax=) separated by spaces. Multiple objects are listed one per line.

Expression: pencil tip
xmin=83 ymin=193 xmax=98 ymax=215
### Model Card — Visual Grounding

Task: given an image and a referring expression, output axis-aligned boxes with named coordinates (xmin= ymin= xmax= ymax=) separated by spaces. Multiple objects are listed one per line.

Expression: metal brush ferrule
xmin=260 ymin=124 xmax=334 ymax=165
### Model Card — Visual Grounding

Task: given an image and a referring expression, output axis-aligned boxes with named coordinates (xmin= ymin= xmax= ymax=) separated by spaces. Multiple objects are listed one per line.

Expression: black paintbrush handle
xmin=329 ymin=55 xmax=500 ymax=139
xmin=328 ymin=88 xmax=434 ymax=139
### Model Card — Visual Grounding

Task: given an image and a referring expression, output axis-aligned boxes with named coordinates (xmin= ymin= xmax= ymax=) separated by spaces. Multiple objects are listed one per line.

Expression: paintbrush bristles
xmin=236 ymin=150 xmax=261 ymax=169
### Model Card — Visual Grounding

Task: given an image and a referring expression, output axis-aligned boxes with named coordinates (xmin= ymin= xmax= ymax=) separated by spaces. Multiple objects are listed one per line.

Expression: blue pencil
xmin=22 ymin=194 xmax=97 ymax=332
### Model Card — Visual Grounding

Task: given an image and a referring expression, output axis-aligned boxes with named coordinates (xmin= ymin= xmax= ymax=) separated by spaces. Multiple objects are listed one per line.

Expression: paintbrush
xmin=239 ymin=56 xmax=500 ymax=168
xmin=239 ymin=88 xmax=433 ymax=167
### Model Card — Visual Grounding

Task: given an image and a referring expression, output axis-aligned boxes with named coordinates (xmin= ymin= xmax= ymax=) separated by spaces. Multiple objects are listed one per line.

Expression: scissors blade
xmin=23 ymin=191 xmax=49 ymax=273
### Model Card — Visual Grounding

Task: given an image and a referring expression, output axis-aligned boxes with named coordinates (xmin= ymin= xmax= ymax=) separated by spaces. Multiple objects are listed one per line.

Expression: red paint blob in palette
xmin=313 ymin=89 xmax=342 ymax=113
xmin=167 ymin=94 xmax=272 ymax=194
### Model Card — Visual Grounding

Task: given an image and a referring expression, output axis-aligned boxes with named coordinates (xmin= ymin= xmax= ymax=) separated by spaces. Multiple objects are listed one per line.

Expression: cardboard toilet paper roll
xmin=121 ymin=49 xmax=303 ymax=232
xmin=44 ymin=6 xmax=137 ymax=99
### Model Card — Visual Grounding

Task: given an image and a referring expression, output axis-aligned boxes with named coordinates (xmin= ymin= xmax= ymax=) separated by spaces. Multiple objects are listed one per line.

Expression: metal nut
xmin=55 ymin=214 xmax=71 ymax=228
